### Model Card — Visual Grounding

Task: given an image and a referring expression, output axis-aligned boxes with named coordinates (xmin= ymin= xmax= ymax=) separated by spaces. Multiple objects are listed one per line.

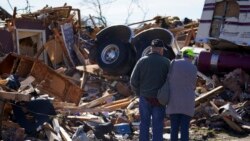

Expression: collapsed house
xmin=0 ymin=1 xmax=249 ymax=140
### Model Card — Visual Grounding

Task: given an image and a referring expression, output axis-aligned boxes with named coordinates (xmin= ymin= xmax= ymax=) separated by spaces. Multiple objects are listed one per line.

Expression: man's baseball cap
xmin=151 ymin=39 xmax=165 ymax=48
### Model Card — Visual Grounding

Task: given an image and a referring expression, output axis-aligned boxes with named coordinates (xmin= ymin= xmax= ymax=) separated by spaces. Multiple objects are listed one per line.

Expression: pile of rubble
xmin=0 ymin=3 xmax=250 ymax=141
xmin=0 ymin=54 xmax=250 ymax=140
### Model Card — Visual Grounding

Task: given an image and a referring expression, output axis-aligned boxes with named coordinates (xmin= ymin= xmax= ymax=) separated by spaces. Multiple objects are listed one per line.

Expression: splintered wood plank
xmin=60 ymin=126 xmax=72 ymax=141
xmin=52 ymin=118 xmax=60 ymax=135
xmin=210 ymin=101 xmax=243 ymax=132
xmin=80 ymin=90 xmax=116 ymax=108
xmin=18 ymin=75 xmax=35 ymax=92
xmin=44 ymin=39 xmax=63 ymax=66
xmin=195 ymin=86 xmax=224 ymax=107
xmin=76 ymin=64 xmax=101 ymax=75
xmin=0 ymin=91 xmax=31 ymax=101
xmin=53 ymin=102 xmax=76 ymax=110
xmin=43 ymin=122 xmax=62 ymax=141
xmin=0 ymin=53 xmax=83 ymax=105
xmin=103 ymin=100 xmax=131 ymax=111
xmin=15 ymin=58 xmax=34 ymax=78
xmin=101 ymin=96 xmax=133 ymax=107
xmin=73 ymin=44 xmax=86 ymax=65
xmin=30 ymin=61 xmax=83 ymax=105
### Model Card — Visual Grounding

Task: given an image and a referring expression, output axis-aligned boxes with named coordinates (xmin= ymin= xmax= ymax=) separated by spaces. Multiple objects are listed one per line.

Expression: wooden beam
xmin=76 ymin=64 xmax=101 ymax=75
xmin=209 ymin=101 xmax=243 ymax=132
xmin=73 ymin=44 xmax=86 ymax=65
xmin=18 ymin=75 xmax=35 ymax=92
xmin=34 ymin=45 xmax=46 ymax=59
xmin=101 ymin=96 xmax=133 ymax=108
xmin=61 ymin=107 xmax=112 ymax=113
xmin=43 ymin=122 xmax=62 ymax=141
xmin=0 ymin=91 xmax=31 ymax=101
xmin=66 ymin=115 xmax=99 ymax=121
xmin=52 ymin=118 xmax=61 ymax=135
xmin=195 ymin=86 xmax=224 ymax=107
xmin=60 ymin=126 xmax=72 ymax=141
xmin=80 ymin=91 xmax=116 ymax=108
xmin=104 ymin=100 xmax=131 ymax=111
xmin=53 ymin=28 xmax=75 ymax=68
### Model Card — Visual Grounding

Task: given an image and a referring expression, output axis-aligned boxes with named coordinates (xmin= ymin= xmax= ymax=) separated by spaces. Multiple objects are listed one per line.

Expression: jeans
xmin=139 ymin=96 xmax=166 ymax=141
xmin=170 ymin=114 xmax=191 ymax=141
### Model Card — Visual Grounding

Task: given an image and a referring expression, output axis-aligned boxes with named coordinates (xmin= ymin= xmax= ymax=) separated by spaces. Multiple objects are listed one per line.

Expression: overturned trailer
xmin=195 ymin=0 xmax=250 ymax=74
xmin=196 ymin=0 xmax=250 ymax=47
xmin=92 ymin=25 xmax=180 ymax=76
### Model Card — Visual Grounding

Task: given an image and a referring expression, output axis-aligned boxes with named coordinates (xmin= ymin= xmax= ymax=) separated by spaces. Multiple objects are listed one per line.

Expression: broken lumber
xmin=66 ymin=115 xmax=99 ymax=121
xmin=101 ymin=96 xmax=133 ymax=108
xmin=52 ymin=118 xmax=61 ymax=136
xmin=113 ymin=81 xmax=133 ymax=96
xmin=73 ymin=44 xmax=86 ymax=65
xmin=104 ymin=101 xmax=131 ymax=111
xmin=0 ymin=53 xmax=83 ymax=105
xmin=80 ymin=91 xmax=116 ymax=108
xmin=209 ymin=101 xmax=243 ymax=132
xmin=80 ymin=68 xmax=88 ymax=89
xmin=62 ymin=107 xmax=112 ymax=113
xmin=53 ymin=28 xmax=75 ymax=68
xmin=18 ymin=75 xmax=35 ymax=92
xmin=0 ymin=91 xmax=31 ymax=101
xmin=195 ymin=86 xmax=224 ymax=107
xmin=197 ymin=71 xmax=215 ymax=87
xmin=60 ymin=126 xmax=72 ymax=141
xmin=53 ymin=102 xmax=76 ymax=110
xmin=76 ymin=64 xmax=101 ymax=75
xmin=43 ymin=122 xmax=62 ymax=141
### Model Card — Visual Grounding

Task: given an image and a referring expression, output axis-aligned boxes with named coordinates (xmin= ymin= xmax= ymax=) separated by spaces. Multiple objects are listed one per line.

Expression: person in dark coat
xmin=130 ymin=39 xmax=170 ymax=141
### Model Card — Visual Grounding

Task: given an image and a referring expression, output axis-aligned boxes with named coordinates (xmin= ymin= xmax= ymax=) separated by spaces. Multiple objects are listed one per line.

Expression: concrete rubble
xmin=0 ymin=2 xmax=250 ymax=141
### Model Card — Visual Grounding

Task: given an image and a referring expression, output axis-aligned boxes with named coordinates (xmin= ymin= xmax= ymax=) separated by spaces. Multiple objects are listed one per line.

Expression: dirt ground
xmin=189 ymin=127 xmax=250 ymax=141
xmin=122 ymin=127 xmax=250 ymax=141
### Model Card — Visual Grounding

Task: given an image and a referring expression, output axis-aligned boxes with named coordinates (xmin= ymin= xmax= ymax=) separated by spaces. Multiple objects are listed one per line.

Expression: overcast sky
xmin=1 ymin=0 xmax=205 ymax=25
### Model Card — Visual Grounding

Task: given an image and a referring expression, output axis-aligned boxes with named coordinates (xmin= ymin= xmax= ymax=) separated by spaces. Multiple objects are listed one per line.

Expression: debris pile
xmin=0 ymin=2 xmax=250 ymax=141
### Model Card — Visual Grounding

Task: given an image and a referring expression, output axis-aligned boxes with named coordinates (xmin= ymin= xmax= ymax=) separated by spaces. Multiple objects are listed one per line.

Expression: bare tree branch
xmin=124 ymin=0 xmax=148 ymax=25
xmin=7 ymin=0 xmax=14 ymax=11
xmin=134 ymin=0 xmax=148 ymax=26
xmin=81 ymin=0 xmax=117 ymax=26
xmin=125 ymin=0 xmax=134 ymax=24
xmin=81 ymin=0 xmax=147 ymax=26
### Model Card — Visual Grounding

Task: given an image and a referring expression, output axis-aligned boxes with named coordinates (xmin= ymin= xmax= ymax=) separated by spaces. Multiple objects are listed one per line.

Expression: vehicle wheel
xmin=164 ymin=46 xmax=176 ymax=60
xmin=97 ymin=40 xmax=133 ymax=75
xmin=134 ymin=40 xmax=151 ymax=61
xmin=135 ymin=44 xmax=175 ymax=60
xmin=125 ymin=43 xmax=137 ymax=75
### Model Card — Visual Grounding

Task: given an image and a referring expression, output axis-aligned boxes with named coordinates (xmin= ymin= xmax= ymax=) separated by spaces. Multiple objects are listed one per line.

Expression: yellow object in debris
xmin=0 ymin=79 xmax=8 ymax=85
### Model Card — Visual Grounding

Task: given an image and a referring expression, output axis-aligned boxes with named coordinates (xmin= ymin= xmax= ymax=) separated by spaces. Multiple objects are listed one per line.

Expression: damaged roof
xmin=0 ymin=6 xmax=12 ymax=20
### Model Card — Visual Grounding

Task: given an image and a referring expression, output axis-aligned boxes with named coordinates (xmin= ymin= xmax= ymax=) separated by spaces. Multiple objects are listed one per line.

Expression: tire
xmin=97 ymin=40 xmax=134 ymax=75
xmin=134 ymin=40 xmax=151 ymax=61
xmin=164 ymin=46 xmax=176 ymax=60
xmin=135 ymin=45 xmax=175 ymax=60
xmin=124 ymin=43 xmax=137 ymax=75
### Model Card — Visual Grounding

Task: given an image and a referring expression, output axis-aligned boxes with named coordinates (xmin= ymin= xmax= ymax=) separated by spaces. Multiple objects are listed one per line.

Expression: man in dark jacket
xmin=130 ymin=39 xmax=170 ymax=141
